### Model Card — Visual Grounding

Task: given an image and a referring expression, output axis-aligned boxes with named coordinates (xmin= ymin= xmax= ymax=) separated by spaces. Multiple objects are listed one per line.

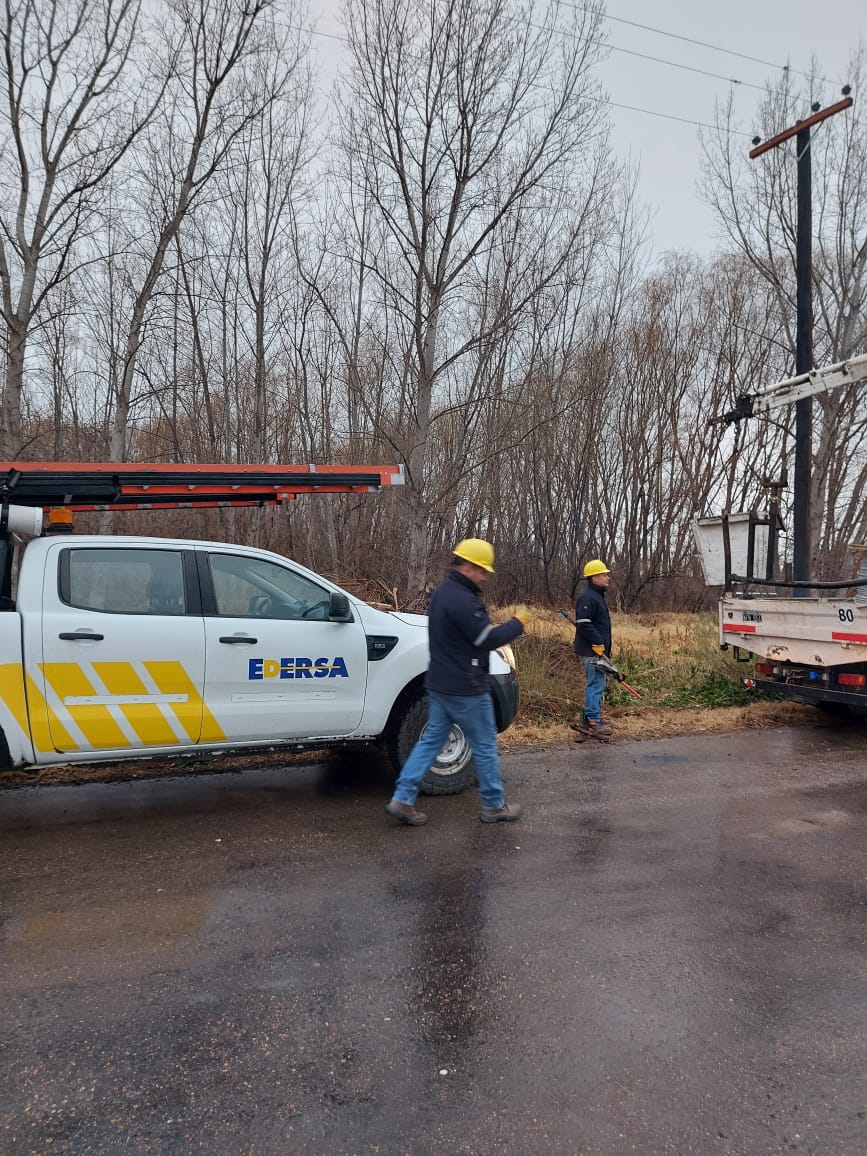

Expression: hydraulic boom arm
xmin=711 ymin=352 xmax=867 ymax=425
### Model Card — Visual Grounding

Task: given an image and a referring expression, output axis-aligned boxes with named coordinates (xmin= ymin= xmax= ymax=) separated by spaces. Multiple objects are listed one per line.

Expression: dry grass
xmin=498 ymin=606 xmax=821 ymax=744
xmin=500 ymin=701 xmax=817 ymax=748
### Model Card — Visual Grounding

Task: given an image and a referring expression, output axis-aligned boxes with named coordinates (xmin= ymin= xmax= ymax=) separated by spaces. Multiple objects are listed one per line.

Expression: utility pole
xmin=749 ymin=91 xmax=853 ymax=596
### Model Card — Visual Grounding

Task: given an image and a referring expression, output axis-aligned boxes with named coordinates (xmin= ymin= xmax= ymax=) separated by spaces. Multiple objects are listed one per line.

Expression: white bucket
xmin=692 ymin=513 xmax=771 ymax=586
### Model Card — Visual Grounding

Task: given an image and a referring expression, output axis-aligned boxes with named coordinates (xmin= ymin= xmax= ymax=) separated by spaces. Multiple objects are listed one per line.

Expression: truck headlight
xmin=496 ymin=644 xmax=516 ymax=670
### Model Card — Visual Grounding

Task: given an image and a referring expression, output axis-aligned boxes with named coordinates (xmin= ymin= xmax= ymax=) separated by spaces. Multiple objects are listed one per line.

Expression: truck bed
xmin=720 ymin=593 xmax=867 ymax=666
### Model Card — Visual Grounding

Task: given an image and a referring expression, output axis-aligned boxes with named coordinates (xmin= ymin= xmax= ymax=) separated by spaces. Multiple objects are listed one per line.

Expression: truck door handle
xmin=219 ymin=634 xmax=258 ymax=644
xmin=59 ymin=630 xmax=105 ymax=641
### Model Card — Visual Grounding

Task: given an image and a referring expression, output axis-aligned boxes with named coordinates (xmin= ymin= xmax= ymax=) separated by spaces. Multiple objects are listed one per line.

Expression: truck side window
xmin=207 ymin=553 xmax=331 ymax=620
xmin=61 ymin=548 xmax=187 ymax=615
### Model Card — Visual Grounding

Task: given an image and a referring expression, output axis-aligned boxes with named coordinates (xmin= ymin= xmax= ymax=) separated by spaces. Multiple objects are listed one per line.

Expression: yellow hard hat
xmin=583 ymin=558 xmax=610 ymax=578
xmin=453 ymin=538 xmax=495 ymax=573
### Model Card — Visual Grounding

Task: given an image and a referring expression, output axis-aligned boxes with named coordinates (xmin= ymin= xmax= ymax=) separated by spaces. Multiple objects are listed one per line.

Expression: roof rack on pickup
xmin=0 ymin=462 xmax=405 ymax=512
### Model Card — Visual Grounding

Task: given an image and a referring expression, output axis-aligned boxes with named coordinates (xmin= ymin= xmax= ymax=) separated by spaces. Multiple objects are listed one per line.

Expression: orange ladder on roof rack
xmin=0 ymin=462 xmax=405 ymax=512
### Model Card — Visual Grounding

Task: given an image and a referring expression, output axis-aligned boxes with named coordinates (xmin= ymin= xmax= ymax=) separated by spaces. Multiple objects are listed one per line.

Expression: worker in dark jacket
xmin=386 ymin=538 xmax=527 ymax=826
xmin=573 ymin=559 xmax=613 ymax=740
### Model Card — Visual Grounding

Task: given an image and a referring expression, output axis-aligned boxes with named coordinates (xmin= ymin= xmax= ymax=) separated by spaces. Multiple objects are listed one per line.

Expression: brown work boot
xmin=479 ymin=802 xmax=523 ymax=823
xmin=570 ymin=712 xmax=610 ymax=731
xmin=386 ymin=799 xmax=428 ymax=826
xmin=573 ymin=717 xmax=612 ymax=743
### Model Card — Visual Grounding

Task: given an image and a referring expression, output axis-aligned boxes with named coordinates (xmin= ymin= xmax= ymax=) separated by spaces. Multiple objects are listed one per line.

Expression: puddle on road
xmin=724 ymin=779 xmax=866 ymax=843
xmin=4 ymin=892 xmax=215 ymax=987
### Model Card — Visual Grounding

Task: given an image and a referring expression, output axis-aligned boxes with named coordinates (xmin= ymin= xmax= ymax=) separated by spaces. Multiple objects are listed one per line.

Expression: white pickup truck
xmin=0 ymin=517 xmax=519 ymax=794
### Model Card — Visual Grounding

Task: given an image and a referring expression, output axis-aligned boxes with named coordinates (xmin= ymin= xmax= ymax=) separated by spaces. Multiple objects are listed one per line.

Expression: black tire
xmin=388 ymin=692 xmax=477 ymax=796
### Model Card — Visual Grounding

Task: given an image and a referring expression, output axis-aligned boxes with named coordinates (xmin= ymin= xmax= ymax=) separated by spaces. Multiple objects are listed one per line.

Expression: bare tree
xmin=0 ymin=0 xmax=163 ymax=457
xmin=108 ymin=0 xmax=300 ymax=461
xmin=229 ymin=35 xmax=314 ymax=461
xmin=334 ymin=0 xmax=611 ymax=593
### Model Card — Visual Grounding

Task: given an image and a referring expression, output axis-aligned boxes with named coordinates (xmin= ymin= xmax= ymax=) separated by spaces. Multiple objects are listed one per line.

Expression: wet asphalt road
xmin=0 ymin=724 xmax=865 ymax=1156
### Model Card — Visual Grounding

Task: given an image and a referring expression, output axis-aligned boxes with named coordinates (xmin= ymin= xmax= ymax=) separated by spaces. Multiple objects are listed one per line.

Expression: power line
xmin=564 ymin=0 xmax=827 ymax=84
xmin=313 ymin=14 xmax=770 ymax=89
xmin=309 ymin=23 xmax=342 ymax=42
xmin=309 ymin=19 xmax=762 ymax=102
xmin=310 ymin=6 xmax=839 ymax=135
xmin=307 ymin=20 xmax=755 ymax=138
xmin=317 ymin=4 xmax=831 ymax=89
xmin=606 ymin=98 xmax=752 ymax=137
xmin=609 ymin=44 xmax=766 ymax=91
xmin=605 ymin=12 xmax=793 ymax=73
xmin=305 ymin=22 xmax=342 ymax=42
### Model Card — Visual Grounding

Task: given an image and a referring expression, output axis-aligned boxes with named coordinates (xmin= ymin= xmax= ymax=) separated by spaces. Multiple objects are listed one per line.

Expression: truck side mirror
xmin=328 ymin=592 xmax=354 ymax=623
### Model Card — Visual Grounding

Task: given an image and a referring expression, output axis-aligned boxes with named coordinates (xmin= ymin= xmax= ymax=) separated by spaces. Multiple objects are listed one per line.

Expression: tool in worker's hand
xmin=593 ymin=654 xmax=642 ymax=699
xmin=558 ymin=609 xmax=643 ymax=699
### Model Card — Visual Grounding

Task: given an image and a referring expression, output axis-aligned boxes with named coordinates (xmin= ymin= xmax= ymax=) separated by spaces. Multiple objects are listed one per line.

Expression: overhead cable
xmin=609 ymin=44 xmax=765 ymax=90
xmin=563 ymin=0 xmax=830 ymax=83
xmin=607 ymin=99 xmax=752 ymax=137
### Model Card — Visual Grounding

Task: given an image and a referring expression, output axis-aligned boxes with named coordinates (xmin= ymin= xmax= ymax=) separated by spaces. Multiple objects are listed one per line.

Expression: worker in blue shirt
xmin=386 ymin=538 xmax=527 ymax=826
xmin=572 ymin=559 xmax=613 ymax=740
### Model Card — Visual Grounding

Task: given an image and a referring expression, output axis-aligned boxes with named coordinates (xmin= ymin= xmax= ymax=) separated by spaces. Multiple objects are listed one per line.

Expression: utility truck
xmin=693 ymin=353 xmax=867 ymax=716
xmin=0 ymin=462 xmax=518 ymax=791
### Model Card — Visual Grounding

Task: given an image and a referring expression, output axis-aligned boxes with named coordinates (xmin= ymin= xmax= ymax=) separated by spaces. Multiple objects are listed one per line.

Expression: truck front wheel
xmin=388 ymin=692 xmax=477 ymax=796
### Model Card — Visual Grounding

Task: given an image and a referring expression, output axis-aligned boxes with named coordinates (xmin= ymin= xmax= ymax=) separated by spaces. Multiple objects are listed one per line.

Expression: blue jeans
xmin=391 ymin=691 xmax=504 ymax=809
xmin=581 ymin=657 xmax=607 ymax=723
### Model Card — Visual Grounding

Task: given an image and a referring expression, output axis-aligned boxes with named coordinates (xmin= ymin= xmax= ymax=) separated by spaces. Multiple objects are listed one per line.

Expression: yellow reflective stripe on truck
xmin=143 ymin=660 xmax=225 ymax=743
xmin=91 ymin=661 xmax=184 ymax=747
xmin=40 ymin=663 xmax=131 ymax=749
xmin=25 ymin=671 xmax=77 ymax=752
xmin=0 ymin=663 xmax=76 ymax=753
xmin=0 ymin=663 xmax=36 ymax=744
xmin=3 ymin=659 xmax=224 ymax=754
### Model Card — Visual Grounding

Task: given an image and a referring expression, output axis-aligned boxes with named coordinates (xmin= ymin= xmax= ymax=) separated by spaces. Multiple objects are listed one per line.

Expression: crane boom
xmin=711 ymin=351 xmax=867 ymax=425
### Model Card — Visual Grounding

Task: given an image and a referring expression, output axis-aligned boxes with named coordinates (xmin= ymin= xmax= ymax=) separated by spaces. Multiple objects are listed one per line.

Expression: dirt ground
xmin=503 ymin=698 xmax=821 ymax=746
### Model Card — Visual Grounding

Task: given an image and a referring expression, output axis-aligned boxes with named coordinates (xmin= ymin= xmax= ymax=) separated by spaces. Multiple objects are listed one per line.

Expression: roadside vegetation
xmin=500 ymin=609 xmax=816 ymax=746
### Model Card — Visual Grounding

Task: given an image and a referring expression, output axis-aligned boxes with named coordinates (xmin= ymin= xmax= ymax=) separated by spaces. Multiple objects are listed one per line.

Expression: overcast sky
xmin=591 ymin=0 xmax=864 ymax=258
xmin=310 ymin=0 xmax=865 ymax=261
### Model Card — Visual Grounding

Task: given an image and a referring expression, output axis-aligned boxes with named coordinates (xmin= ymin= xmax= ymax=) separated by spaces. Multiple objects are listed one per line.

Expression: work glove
xmin=592 ymin=644 xmax=605 ymax=657
xmin=513 ymin=608 xmax=532 ymax=629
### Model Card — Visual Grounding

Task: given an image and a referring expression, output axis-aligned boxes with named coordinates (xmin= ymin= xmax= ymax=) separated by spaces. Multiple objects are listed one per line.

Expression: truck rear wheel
xmin=388 ymin=692 xmax=477 ymax=796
